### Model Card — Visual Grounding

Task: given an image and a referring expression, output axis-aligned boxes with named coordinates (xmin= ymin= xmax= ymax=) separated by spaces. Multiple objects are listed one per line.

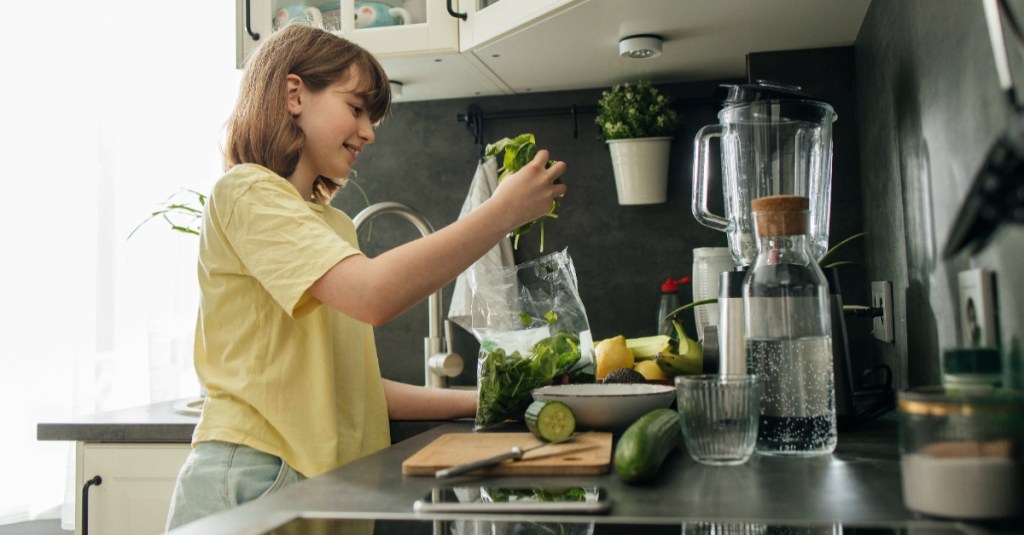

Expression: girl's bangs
xmin=351 ymin=57 xmax=392 ymax=123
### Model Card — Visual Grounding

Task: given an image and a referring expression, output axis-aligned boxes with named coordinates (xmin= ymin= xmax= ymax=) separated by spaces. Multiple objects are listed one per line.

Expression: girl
xmin=165 ymin=24 xmax=567 ymax=529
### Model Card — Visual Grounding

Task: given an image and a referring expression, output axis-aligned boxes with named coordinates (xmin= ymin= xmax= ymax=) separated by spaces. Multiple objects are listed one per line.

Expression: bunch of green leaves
xmin=127 ymin=189 xmax=206 ymax=240
xmin=475 ymin=331 xmax=581 ymax=428
xmin=484 ymin=133 xmax=563 ymax=251
xmin=483 ymin=487 xmax=589 ymax=503
xmin=595 ymin=80 xmax=680 ymax=141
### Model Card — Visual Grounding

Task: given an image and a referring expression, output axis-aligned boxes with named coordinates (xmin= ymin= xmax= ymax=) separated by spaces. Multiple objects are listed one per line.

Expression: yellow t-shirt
xmin=192 ymin=163 xmax=390 ymax=478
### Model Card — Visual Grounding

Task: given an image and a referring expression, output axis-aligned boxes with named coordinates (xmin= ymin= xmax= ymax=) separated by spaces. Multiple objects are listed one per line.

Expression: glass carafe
xmin=692 ymin=81 xmax=837 ymax=267
xmin=743 ymin=195 xmax=836 ymax=456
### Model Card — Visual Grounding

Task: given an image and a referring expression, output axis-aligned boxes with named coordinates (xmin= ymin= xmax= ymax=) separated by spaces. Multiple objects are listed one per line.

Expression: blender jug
xmin=692 ymin=81 xmax=837 ymax=266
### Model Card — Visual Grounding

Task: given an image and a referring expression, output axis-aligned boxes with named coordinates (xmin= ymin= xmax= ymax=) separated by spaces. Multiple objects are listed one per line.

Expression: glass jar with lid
xmin=898 ymin=387 xmax=1024 ymax=519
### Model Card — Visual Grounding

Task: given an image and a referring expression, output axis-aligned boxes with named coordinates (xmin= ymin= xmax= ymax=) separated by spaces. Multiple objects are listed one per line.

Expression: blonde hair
xmin=226 ymin=24 xmax=391 ymax=203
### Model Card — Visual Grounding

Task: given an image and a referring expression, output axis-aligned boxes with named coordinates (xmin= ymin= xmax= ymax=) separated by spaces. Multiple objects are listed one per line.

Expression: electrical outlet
xmin=871 ymin=281 xmax=894 ymax=343
xmin=958 ymin=269 xmax=998 ymax=347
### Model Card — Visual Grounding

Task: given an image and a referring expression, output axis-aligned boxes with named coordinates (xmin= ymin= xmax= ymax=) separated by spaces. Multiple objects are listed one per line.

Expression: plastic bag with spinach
xmin=468 ymin=249 xmax=594 ymax=429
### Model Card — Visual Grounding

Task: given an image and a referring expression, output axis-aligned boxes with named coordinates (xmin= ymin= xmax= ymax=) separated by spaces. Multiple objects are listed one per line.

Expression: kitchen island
xmin=163 ymin=417 xmax=1015 ymax=535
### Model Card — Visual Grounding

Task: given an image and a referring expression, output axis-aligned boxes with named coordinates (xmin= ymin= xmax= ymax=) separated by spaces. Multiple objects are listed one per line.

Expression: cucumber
xmin=525 ymin=400 xmax=576 ymax=442
xmin=613 ymin=408 xmax=681 ymax=483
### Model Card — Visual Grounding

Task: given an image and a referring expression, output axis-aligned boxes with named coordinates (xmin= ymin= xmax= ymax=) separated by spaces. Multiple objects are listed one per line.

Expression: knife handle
xmin=435 ymin=447 xmax=523 ymax=479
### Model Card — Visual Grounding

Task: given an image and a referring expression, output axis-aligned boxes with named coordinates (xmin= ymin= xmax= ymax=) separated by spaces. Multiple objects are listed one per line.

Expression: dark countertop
xmin=165 ymin=417 xmax=1015 ymax=535
xmin=36 ymin=398 xmax=446 ymax=445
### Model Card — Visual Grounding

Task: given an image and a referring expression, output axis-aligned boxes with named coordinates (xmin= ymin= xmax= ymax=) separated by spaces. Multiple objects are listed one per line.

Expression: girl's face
xmin=288 ymin=70 xmax=376 ymax=185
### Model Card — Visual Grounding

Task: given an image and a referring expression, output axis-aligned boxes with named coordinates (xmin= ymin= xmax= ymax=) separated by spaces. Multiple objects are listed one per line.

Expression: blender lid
xmin=719 ymin=80 xmax=836 ymax=121
xmin=721 ymin=80 xmax=822 ymax=103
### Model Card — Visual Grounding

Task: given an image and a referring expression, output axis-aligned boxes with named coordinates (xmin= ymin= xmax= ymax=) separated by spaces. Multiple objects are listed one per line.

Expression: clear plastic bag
xmin=468 ymin=249 xmax=594 ymax=429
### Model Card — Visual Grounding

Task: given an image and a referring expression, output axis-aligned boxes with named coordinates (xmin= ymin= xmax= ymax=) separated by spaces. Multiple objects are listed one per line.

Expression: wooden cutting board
xmin=402 ymin=432 xmax=613 ymax=476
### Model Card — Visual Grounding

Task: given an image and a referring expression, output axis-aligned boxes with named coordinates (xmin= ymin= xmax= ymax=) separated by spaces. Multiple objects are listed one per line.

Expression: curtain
xmin=0 ymin=1 xmax=242 ymax=527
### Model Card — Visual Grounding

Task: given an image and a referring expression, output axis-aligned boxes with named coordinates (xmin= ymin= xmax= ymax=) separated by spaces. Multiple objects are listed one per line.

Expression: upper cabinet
xmin=236 ymin=0 xmax=581 ymax=65
xmin=236 ymin=0 xmax=871 ymax=102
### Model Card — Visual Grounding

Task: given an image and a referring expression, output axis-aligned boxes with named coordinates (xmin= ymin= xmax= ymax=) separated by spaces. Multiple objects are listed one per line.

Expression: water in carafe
xmin=743 ymin=195 xmax=837 ymax=456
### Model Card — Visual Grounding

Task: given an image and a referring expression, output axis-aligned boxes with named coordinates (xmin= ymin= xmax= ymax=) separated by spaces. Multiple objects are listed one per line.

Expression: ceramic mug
xmin=355 ymin=1 xmax=411 ymax=28
xmin=274 ymin=4 xmax=323 ymax=30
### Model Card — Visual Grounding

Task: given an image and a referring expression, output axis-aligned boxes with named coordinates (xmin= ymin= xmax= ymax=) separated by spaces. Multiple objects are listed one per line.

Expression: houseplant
xmin=596 ymin=80 xmax=680 ymax=205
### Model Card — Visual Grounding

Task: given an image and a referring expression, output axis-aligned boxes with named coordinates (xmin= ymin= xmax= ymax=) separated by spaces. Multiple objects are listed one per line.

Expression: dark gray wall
xmin=333 ymin=53 xmax=867 ymax=388
xmin=855 ymin=0 xmax=1024 ymax=388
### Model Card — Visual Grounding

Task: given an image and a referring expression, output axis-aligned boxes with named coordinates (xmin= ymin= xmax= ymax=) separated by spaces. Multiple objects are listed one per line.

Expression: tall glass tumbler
xmin=675 ymin=374 xmax=761 ymax=466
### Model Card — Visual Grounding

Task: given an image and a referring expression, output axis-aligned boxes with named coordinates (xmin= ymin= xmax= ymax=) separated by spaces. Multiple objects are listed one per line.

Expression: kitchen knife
xmin=433 ymin=433 xmax=594 ymax=479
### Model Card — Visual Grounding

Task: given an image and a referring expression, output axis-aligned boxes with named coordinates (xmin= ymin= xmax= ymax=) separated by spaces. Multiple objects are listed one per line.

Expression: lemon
xmin=595 ymin=335 xmax=634 ymax=379
xmin=633 ymin=360 xmax=667 ymax=381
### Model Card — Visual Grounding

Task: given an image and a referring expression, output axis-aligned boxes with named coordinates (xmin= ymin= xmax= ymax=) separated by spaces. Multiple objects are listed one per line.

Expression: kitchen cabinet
xmin=236 ymin=0 xmax=581 ymax=66
xmin=236 ymin=0 xmax=870 ymax=102
xmin=237 ymin=0 xmax=460 ymax=66
xmin=235 ymin=0 xmax=585 ymax=100
xmin=75 ymin=442 xmax=190 ymax=535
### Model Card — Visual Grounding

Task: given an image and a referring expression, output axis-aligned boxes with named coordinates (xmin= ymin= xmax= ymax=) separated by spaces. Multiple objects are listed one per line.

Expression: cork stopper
xmin=751 ymin=195 xmax=810 ymax=237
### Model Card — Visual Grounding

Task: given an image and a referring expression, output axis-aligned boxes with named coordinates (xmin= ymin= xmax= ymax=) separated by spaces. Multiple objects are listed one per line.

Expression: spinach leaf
xmin=484 ymin=133 xmax=563 ymax=251
xmin=475 ymin=331 xmax=581 ymax=428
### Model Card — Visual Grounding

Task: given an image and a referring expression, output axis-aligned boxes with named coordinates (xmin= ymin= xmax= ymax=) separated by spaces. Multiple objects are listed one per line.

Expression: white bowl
xmin=531 ymin=383 xmax=676 ymax=431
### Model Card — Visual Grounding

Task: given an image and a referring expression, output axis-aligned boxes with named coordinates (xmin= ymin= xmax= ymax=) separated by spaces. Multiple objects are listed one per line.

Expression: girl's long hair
xmin=225 ymin=24 xmax=391 ymax=203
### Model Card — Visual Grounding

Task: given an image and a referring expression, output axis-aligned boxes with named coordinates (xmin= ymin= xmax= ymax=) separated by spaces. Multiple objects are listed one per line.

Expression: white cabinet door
xmin=335 ymin=0 xmax=460 ymax=58
xmin=236 ymin=0 xmax=460 ymax=67
xmin=457 ymin=0 xmax=585 ymax=51
xmin=76 ymin=443 xmax=191 ymax=535
xmin=236 ymin=0 xmax=274 ymax=68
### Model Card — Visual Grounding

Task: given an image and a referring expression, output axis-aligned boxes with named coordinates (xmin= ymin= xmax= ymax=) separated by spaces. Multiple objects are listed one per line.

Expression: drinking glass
xmin=675 ymin=374 xmax=761 ymax=466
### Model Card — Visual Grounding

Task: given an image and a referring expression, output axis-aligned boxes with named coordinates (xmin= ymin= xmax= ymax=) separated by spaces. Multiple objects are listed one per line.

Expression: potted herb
xmin=595 ymin=80 xmax=680 ymax=205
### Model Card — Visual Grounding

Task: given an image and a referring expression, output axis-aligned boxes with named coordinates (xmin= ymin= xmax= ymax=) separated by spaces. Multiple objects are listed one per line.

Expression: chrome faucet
xmin=352 ymin=202 xmax=463 ymax=388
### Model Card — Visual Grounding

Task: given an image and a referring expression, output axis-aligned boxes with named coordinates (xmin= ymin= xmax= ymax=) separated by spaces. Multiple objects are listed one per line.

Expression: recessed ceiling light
xmin=619 ymin=34 xmax=663 ymax=59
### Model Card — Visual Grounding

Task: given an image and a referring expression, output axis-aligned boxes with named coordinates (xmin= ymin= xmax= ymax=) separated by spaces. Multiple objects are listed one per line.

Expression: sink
xmin=173 ymin=397 xmax=204 ymax=416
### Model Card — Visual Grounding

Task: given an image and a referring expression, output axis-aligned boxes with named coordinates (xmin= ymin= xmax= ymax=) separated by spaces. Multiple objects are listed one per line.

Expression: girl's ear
xmin=286 ymin=74 xmax=304 ymax=116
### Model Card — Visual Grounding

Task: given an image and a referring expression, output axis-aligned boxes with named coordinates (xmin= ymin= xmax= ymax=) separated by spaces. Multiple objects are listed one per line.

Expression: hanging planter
xmin=595 ymin=80 xmax=680 ymax=206
xmin=607 ymin=136 xmax=672 ymax=205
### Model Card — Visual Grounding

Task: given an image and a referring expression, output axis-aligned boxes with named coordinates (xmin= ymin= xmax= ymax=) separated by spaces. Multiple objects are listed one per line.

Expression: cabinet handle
xmin=81 ymin=475 xmax=102 ymax=535
xmin=447 ymin=0 xmax=468 ymax=20
xmin=245 ymin=0 xmax=261 ymax=41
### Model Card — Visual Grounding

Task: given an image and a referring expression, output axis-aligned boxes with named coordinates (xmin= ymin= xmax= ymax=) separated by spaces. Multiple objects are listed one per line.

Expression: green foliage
xmin=595 ymin=80 xmax=681 ymax=141
xmin=476 ymin=332 xmax=581 ymax=428
xmin=818 ymin=231 xmax=867 ymax=269
xmin=127 ymin=189 xmax=206 ymax=240
xmin=484 ymin=133 xmax=563 ymax=251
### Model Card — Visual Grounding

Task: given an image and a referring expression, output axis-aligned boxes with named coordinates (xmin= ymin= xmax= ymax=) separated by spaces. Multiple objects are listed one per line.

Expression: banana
xmin=625 ymin=335 xmax=672 ymax=360
xmin=653 ymin=319 xmax=703 ymax=376
xmin=653 ymin=350 xmax=702 ymax=376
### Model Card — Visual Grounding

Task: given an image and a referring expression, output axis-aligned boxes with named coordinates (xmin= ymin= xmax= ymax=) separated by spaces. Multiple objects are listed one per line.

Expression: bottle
xmin=743 ymin=195 xmax=836 ymax=456
xmin=657 ymin=277 xmax=686 ymax=338
xmin=717 ymin=267 xmax=748 ymax=375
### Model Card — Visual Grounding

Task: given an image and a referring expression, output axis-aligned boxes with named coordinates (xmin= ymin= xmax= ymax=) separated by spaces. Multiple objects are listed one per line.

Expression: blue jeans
xmin=165 ymin=440 xmax=304 ymax=531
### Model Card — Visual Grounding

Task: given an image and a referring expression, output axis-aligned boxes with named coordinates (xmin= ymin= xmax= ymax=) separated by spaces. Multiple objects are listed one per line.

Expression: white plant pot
xmin=606 ymin=137 xmax=672 ymax=205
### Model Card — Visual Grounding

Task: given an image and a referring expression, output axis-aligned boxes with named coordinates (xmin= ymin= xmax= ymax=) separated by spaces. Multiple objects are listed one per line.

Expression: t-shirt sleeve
xmin=218 ymin=178 xmax=360 ymax=317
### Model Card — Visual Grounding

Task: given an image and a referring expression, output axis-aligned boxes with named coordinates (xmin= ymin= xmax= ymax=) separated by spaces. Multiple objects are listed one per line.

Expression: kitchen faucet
xmin=352 ymin=202 xmax=463 ymax=388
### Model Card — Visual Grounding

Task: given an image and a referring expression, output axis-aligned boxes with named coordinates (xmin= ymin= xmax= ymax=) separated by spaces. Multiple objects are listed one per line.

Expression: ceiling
xmin=381 ymin=0 xmax=872 ymax=102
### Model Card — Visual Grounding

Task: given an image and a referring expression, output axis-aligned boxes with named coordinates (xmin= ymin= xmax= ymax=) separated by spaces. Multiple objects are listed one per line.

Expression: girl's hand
xmin=490 ymin=149 xmax=567 ymax=232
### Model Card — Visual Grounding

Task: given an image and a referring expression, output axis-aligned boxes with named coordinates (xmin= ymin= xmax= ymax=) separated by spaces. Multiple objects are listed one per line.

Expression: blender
xmin=692 ymin=80 xmax=837 ymax=268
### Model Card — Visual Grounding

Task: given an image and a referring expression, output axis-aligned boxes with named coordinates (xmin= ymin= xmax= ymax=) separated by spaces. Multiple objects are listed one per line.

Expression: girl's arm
xmin=309 ymin=149 xmax=566 ymax=325
xmin=381 ymin=379 xmax=476 ymax=420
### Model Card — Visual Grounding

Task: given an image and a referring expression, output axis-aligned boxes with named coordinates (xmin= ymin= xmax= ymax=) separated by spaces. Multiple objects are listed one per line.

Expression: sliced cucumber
xmin=525 ymin=400 xmax=576 ymax=442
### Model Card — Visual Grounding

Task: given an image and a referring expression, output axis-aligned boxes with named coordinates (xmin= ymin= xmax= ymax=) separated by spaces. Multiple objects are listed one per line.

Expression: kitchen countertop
xmin=36 ymin=398 xmax=447 ymax=445
xmin=164 ymin=416 xmax=1017 ymax=535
